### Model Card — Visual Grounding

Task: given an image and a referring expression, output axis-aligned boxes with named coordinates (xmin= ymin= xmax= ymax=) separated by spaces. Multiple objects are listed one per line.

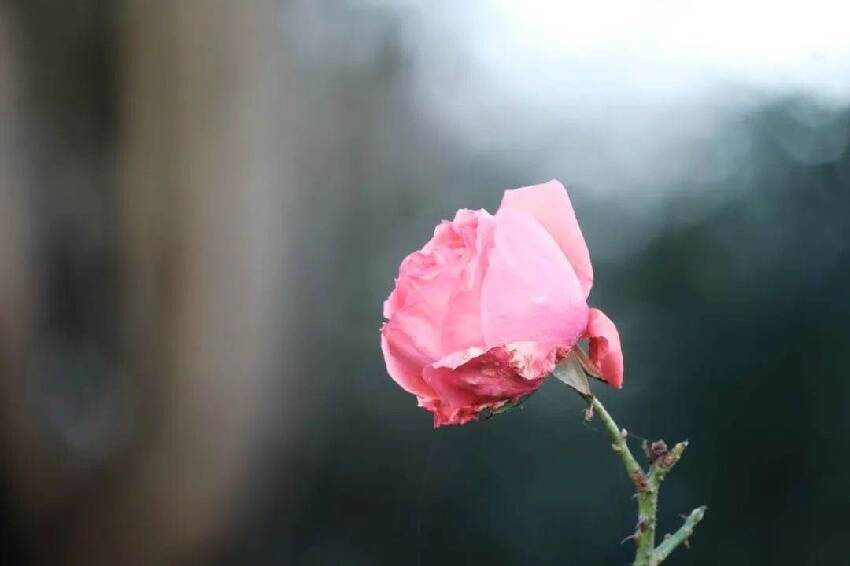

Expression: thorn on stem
xmin=684 ymin=538 xmax=691 ymax=550
xmin=584 ymin=405 xmax=594 ymax=422
xmin=631 ymin=470 xmax=649 ymax=492
xmin=621 ymin=516 xmax=651 ymax=546
xmin=611 ymin=443 xmax=623 ymax=453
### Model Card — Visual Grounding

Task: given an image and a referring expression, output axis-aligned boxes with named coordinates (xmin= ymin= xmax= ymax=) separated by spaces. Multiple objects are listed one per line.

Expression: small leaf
xmin=573 ymin=346 xmax=604 ymax=380
xmin=552 ymin=351 xmax=593 ymax=397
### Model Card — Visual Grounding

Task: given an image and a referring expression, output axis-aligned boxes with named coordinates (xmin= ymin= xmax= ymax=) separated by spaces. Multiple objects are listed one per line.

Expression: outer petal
xmin=381 ymin=328 xmax=436 ymax=398
xmin=380 ymin=267 xmax=462 ymax=397
xmin=499 ymin=180 xmax=594 ymax=298
xmin=481 ymin=207 xmax=588 ymax=349
xmin=584 ymin=308 xmax=624 ymax=389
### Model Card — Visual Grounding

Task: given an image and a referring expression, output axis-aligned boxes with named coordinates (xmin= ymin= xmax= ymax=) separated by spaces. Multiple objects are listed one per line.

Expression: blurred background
xmin=1 ymin=1 xmax=849 ymax=564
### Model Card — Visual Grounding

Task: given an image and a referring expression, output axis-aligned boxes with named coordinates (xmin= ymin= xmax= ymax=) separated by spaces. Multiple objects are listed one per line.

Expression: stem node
xmin=587 ymin=397 xmax=705 ymax=566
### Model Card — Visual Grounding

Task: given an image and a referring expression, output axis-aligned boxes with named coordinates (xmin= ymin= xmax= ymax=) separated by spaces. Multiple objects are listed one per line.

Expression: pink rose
xmin=381 ymin=180 xmax=623 ymax=427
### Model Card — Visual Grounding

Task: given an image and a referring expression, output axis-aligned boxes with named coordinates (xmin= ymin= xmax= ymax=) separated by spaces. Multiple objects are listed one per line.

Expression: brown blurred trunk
xmin=0 ymin=2 xmax=40 ymax=538
xmin=73 ymin=1 xmax=285 ymax=564
xmin=0 ymin=1 xmax=292 ymax=564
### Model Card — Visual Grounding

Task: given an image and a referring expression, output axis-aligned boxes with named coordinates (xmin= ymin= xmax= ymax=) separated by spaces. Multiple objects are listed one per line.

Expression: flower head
xmin=382 ymin=180 xmax=623 ymax=426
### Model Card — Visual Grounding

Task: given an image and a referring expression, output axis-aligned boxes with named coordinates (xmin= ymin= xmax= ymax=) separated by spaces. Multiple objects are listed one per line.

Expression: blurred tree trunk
xmin=74 ymin=1 xmax=285 ymax=564
xmin=0 ymin=7 xmax=40 ymax=561
xmin=0 ymin=1 xmax=292 ymax=564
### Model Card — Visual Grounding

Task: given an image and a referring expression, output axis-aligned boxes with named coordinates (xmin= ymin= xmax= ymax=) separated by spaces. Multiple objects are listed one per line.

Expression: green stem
xmin=590 ymin=396 xmax=642 ymax=482
xmin=590 ymin=397 xmax=656 ymax=565
xmin=654 ymin=506 xmax=707 ymax=562
xmin=588 ymin=397 xmax=704 ymax=566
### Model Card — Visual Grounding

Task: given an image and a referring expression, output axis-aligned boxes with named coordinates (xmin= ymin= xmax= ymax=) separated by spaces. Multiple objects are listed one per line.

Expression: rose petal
xmin=422 ymin=345 xmax=548 ymax=427
xmin=439 ymin=211 xmax=496 ymax=354
xmin=384 ymin=209 xmax=481 ymax=320
xmin=499 ymin=179 xmax=594 ymax=298
xmin=481 ymin=207 xmax=588 ymax=349
xmin=501 ymin=341 xmax=562 ymax=380
xmin=381 ymin=328 xmax=436 ymax=398
xmin=380 ymin=269 xmax=462 ymax=397
xmin=584 ymin=308 xmax=624 ymax=389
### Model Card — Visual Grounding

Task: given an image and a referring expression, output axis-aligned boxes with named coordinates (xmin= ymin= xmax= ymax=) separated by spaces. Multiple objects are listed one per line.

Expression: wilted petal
xmin=423 ymin=346 xmax=547 ymax=427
